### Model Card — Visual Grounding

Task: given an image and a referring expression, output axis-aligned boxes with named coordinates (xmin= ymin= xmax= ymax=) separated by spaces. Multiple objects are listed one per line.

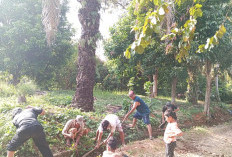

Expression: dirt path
xmin=118 ymin=121 xmax=232 ymax=157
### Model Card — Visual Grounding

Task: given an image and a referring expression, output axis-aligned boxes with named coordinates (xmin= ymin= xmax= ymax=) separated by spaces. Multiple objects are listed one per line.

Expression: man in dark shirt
xmin=159 ymin=102 xmax=179 ymax=129
xmin=122 ymin=91 xmax=153 ymax=140
xmin=7 ymin=106 xmax=53 ymax=157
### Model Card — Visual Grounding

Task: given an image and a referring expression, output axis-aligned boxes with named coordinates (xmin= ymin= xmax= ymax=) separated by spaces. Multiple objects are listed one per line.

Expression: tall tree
xmin=42 ymin=0 xmax=130 ymax=111
xmin=71 ymin=0 xmax=101 ymax=111
xmin=0 ymin=0 xmax=74 ymax=87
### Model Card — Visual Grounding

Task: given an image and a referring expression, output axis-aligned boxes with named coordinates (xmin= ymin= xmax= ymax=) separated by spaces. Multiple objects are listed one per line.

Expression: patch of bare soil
xmin=106 ymin=105 xmax=122 ymax=114
xmin=118 ymin=121 xmax=232 ymax=157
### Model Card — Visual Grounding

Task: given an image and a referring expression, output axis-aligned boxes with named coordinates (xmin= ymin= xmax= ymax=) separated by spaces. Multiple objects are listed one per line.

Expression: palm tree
xmin=42 ymin=0 xmax=100 ymax=111
xmin=71 ymin=0 xmax=100 ymax=111
xmin=42 ymin=0 xmax=130 ymax=111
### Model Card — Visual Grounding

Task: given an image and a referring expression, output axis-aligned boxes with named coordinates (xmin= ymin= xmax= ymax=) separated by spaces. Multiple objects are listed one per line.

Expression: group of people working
xmin=6 ymin=90 xmax=182 ymax=157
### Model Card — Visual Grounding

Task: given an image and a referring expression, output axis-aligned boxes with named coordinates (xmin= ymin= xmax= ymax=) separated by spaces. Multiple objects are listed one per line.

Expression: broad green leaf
xmin=197 ymin=44 xmax=205 ymax=53
xmin=153 ymin=0 xmax=161 ymax=6
xmin=212 ymin=35 xmax=219 ymax=45
xmin=135 ymin=45 xmax=145 ymax=54
xmin=190 ymin=4 xmax=202 ymax=18
xmin=124 ymin=46 xmax=131 ymax=59
xmin=217 ymin=25 xmax=226 ymax=38
xmin=184 ymin=20 xmax=191 ymax=28
xmin=162 ymin=4 xmax=169 ymax=13
xmin=171 ymin=28 xmax=179 ymax=33
xmin=140 ymin=37 xmax=151 ymax=47
xmin=161 ymin=34 xmax=169 ymax=41
xmin=153 ymin=25 xmax=161 ymax=33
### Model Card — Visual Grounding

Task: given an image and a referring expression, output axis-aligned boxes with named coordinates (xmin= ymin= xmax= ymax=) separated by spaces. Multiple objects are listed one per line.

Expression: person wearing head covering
xmin=95 ymin=114 xmax=125 ymax=149
xmin=122 ymin=90 xmax=153 ymax=140
xmin=7 ymin=106 xmax=53 ymax=157
xmin=62 ymin=115 xmax=88 ymax=148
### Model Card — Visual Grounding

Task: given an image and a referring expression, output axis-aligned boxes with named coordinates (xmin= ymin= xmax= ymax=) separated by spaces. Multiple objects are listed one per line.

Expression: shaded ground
xmin=118 ymin=121 xmax=232 ymax=157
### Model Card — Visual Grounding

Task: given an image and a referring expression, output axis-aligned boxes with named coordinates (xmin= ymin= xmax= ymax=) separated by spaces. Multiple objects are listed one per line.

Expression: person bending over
xmin=95 ymin=114 xmax=125 ymax=148
xmin=7 ymin=106 xmax=53 ymax=157
xmin=122 ymin=90 xmax=152 ymax=140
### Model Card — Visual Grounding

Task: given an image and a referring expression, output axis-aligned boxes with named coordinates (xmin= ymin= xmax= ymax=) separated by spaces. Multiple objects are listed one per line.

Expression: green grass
xmin=0 ymin=89 xmax=231 ymax=157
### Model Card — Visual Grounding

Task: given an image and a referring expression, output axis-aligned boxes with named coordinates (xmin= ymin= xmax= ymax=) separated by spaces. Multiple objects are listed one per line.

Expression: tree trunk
xmin=186 ymin=64 xmax=198 ymax=105
xmin=171 ymin=76 xmax=177 ymax=104
xmin=151 ymin=69 xmax=158 ymax=98
xmin=204 ymin=60 xmax=212 ymax=117
xmin=72 ymin=0 xmax=100 ymax=111
xmin=148 ymin=75 xmax=153 ymax=97
xmin=215 ymin=74 xmax=221 ymax=102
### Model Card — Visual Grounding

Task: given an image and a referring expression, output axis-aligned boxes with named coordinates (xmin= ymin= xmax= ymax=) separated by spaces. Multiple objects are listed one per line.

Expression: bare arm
xmin=162 ymin=112 xmax=165 ymax=123
xmin=170 ymin=131 xmax=183 ymax=138
xmin=40 ymin=109 xmax=45 ymax=115
xmin=174 ymin=108 xmax=179 ymax=112
xmin=122 ymin=102 xmax=140 ymax=123
xmin=62 ymin=121 xmax=72 ymax=138
xmin=95 ymin=131 xmax=103 ymax=148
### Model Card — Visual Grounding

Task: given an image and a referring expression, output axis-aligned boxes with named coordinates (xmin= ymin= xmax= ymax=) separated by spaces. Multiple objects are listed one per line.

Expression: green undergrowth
xmin=0 ymin=89 xmax=231 ymax=157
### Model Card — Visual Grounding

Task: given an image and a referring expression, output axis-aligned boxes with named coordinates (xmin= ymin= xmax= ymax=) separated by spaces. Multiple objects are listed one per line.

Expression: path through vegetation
xmin=119 ymin=121 xmax=232 ymax=157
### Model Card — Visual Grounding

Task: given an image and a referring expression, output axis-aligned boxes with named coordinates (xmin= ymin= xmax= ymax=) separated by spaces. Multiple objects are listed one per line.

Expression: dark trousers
xmin=165 ymin=141 xmax=176 ymax=157
xmin=7 ymin=125 xmax=53 ymax=157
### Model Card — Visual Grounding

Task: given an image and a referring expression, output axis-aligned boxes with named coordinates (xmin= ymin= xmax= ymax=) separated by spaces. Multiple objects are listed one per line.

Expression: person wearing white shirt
xmin=95 ymin=114 xmax=125 ymax=148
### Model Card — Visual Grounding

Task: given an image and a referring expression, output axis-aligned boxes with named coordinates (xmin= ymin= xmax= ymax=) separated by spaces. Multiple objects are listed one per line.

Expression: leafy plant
xmin=16 ymin=77 xmax=38 ymax=96
xmin=144 ymin=81 xmax=153 ymax=96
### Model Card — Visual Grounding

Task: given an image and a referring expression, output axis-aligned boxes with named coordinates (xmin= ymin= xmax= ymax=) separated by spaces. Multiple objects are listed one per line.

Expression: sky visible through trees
xmin=66 ymin=0 xmax=125 ymax=61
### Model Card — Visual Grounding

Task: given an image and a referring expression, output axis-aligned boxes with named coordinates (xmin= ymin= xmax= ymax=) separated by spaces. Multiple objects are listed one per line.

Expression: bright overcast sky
xmin=66 ymin=0 xmax=125 ymax=61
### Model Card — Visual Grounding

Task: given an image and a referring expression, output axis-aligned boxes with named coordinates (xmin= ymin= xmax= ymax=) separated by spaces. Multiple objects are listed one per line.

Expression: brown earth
xmin=101 ymin=105 xmax=232 ymax=157
xmin=118 ymin=120 xmax=232 ymax=157
xmin=116 ymin=110 xmax=232 ymax=157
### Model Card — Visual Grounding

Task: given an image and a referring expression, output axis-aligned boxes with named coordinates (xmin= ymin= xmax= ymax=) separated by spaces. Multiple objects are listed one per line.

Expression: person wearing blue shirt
xmin=122 ymin=91 xmax=153 ymax=140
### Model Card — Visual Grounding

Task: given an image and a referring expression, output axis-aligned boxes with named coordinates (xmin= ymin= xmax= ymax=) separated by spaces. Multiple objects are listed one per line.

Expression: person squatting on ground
xmin=159 ymin=102 xmax=179 ymax=129
xmin=122 ymin=90 xmax=153 ymax=140
xmin=95 ymin=114 xmax=125 ymax=148
xmin=62 ymin=115 xmax=88 ymax=148
xmin=7 ymin=106 xmax=53 ymax=157
xmin=102 ymin=136 xmax=128 ymax=157
xmin=163 ymin=110 xmax=183 ymax=157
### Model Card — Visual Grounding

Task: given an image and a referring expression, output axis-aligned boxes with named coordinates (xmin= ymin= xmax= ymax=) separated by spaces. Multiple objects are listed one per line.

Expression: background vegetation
xmin=0 ymin=0 xmax=232 ymax=156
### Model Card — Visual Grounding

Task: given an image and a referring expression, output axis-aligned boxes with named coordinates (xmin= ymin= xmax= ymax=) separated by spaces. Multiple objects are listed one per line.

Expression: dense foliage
xmin=0 ymin=0 xmax=75 ymax=89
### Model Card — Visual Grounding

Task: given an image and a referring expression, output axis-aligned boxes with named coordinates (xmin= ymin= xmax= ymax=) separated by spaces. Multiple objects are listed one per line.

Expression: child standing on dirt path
xmin=164 ymin=110 xmax=183 ymax=157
